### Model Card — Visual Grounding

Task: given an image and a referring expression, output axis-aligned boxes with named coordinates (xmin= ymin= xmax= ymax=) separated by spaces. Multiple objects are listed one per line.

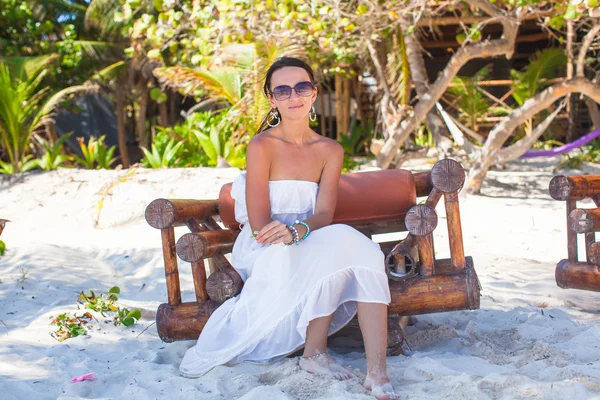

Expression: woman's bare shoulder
xmin=315 ymin=136 xmax=343 ymax=158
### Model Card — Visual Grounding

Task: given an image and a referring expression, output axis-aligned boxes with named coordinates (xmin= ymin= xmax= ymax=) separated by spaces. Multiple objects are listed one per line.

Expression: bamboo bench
xmin=145 ymin=159 xmax=480 ymax=352
xmin=549 ymin=174 xmax=600 ymax=292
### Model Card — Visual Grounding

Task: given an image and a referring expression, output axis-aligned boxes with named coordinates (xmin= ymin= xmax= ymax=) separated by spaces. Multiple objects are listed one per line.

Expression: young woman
xmin=180 ymin=57 xmax=398 ymax=400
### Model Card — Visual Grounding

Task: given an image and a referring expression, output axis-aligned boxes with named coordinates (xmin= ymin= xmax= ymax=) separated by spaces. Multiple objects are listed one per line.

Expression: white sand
xmin=1 ymin=158 xmax=600 ymax=399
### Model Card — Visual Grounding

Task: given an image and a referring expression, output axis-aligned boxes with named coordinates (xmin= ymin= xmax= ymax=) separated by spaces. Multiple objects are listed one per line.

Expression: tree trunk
xmin=465 ymin=78 xmax=600 ymax=194
xmin=137 ymin=79 xmax=149 ymax=149
xmin=586 ymin=98 xmax=600 ymax=130
xmin=335 ymin=74 xmax=343 ymax=140
xmin=159 ymin=97 xmax=169 ymax=127
xmin=402 ymin=20 xmax=449 ymax=149
xmin=115 ymin=77 xmax=130 ymax=168
xmin=495 ymin=101 xmax=565 ymax=164
xmin=566 ymin=21 xmax=576 ymax=143
xmin=376 ymin=0 xmax=520 ymax=169
xmin=576 ymin=23 xmax=600 ymax=130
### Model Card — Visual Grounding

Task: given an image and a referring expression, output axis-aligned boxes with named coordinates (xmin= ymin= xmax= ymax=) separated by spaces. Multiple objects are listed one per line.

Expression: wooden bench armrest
xmin=145 ymin=199 xmax=219 ymax=229
xmin=176 ymin=230 xmax=238 ymax=262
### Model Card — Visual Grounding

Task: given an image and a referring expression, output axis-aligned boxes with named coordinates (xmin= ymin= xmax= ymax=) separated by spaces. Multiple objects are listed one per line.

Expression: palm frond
xmin=155 ymin=67 xmax=243 ymax=106
xmin=386 ymin=29 xmax=412 ymax=106
xmin=244 ymin=40 xmax=305 ymax=136
xmin=39 ymin=0 xmax=87 ymax=12
xmin=71 ymin=40 xmax=123 ymax=61
xmin=0 ymin=55 xmax=58 ymax=82
xmin=84 ymin=0 xmax=124 ymax=36
xmin=511 ymin=48 xmax=567 ymax=105
xmin=90 ymin=61 xmax=127 ymax=82
xmin=448 ymin=66 xmax=491 ymax=132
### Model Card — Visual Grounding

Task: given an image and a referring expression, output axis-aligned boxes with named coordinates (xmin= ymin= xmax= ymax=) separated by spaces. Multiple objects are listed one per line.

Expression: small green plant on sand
xmin=16 ymin=267 xmax=29 ymax=284
xmin=50 ymin=311 xmax=94 ymax=342
xmin=77 ymin=286 xmax=141 ymax=326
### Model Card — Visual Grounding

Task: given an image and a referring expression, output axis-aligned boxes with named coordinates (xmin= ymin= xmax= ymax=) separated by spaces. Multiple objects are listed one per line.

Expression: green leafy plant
xmin=140 ymin=133 xmax=185 ymax=168
xmin=78 ymin=286 xmax=120 ymax=315
xmin=413 ymin=124 xmax=433 ymax=148
xmin=50 ymin=311 xmax=94 ymax=342
xmin=73 ymin=135 xmax=117 ymax=169
xmin=77 ymin=286 xmax=141 ymax=326
xmin=511 ymin=48 xmax=568 ymax=107
xmin=556 ymin=139 xmax=600 ymax=171
xmin=447 ymin=66 xmax=491 ymax=133
xmin=0 ymin=240 xmax=5 ymax=256
xmin=342 ymin=155 xmax=362 ymax=173
xmin=195 ymin=126 xmax=246 ymax=168
xmin=338 ymin=120 xmax=373 ymax=156
xmin=0 ymin=58 xmax=88 ymax=173
xmin=36 ymin=134 xmax=73 ymax=170
xmin=116 ymin=307 xmax=142 ymax=327
xmin=0 ymin=155 xmax=38 ymax=174
xmin=510 ymin=48 xmax=568 ymax=140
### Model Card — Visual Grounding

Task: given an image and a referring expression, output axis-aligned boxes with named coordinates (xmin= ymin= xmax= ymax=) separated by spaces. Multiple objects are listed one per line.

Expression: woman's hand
xmin=254 ymin=220 xmax=293 ymax=245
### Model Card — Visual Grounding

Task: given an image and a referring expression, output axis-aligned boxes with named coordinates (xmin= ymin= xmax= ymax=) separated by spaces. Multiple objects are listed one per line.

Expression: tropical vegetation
xmin=0 ymin=0 xmax=599 ymax=193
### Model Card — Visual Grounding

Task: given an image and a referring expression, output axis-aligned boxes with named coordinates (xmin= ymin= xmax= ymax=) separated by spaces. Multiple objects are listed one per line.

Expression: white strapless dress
xmin=179 ymin=173 xmax=391 ymax=377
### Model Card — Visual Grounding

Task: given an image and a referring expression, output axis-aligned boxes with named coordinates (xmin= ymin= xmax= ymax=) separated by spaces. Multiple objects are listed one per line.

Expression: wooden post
xmin=586 ymin=233 xmax=595 ymax=263
xmin=145 ymin=199 xmax=219 ymax=229
xmin=156 ymin=301 xmax=218 ymax=342
xmin=405 ymin=204 xmax=438 ymax=236
xmin=417 ymin=234 xmax=435 ymax=276
xmin=588 ymin=241 xmax=600 ymax=265
xmin=430 ymin=159 xmax=465 ymax=193
xmin=445 ymin=191 xmax=466 ymax=270
xmin=191 ymin=260 xmax=209 ymax=302
xmin=176 ymin=230 xmax=237 ymax=262
xmin=413 ymin=171 xmax=433 ymax=197
xmin=388 ymin=258 xmax=480 ymax=315
xmin=206 ymin=265 xmax=244 ymax=303
xmin=567 ymin=200 xmax=578 ymax=261
xmin=207 ymin=259 xmax=218 ymax=275
xmin=568 ymin=208 xmax=600 ymax=233
xmin=549 ymin=175 xmax=600 ymax=201
xmin=161 ymin=227 xmax=181 ymax=306
xmin=556 ymin=259 xmax=600 ymax=292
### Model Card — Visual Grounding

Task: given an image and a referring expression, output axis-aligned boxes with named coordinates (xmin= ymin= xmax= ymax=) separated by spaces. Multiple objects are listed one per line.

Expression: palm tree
xmin=154 ymin=41 xmax=305 ymax=141
xmin=0 ymin=56 xmax=91 ymax=173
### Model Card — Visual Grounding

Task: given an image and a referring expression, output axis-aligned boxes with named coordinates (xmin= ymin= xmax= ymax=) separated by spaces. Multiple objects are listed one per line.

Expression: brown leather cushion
xmin=218 ymin=169 xmax=416 ymax=230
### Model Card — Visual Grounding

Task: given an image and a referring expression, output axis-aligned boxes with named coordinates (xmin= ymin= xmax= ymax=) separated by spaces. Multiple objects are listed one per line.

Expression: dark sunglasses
xmin=270 ymin=81 xmax=315 ymax=101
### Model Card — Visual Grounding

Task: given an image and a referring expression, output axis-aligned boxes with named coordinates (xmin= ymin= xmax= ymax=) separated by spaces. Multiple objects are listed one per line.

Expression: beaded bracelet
xmin=287 ymin=224 xmax=300 ymax=245
xmin=294 ymin=220 xmax=310 ymax=241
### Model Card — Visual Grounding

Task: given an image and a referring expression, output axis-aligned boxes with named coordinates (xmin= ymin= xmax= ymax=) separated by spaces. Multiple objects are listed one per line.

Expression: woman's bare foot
xmin=298 ymin=352 xmax=354 ymax=380
xmin=364 ymin=374 xmax=399 ymax=400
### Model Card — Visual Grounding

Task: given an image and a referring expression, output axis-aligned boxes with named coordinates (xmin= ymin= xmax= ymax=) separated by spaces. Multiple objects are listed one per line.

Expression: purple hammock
xmin=521 ymin=126 xmax=600 ymax=158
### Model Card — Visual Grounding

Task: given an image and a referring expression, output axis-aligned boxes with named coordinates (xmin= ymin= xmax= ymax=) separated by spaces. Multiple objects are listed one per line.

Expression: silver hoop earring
xmin=310 ymin=106 xmax=317 ymax=122
xmin=267 ymin=109 xmax=280 ymax=127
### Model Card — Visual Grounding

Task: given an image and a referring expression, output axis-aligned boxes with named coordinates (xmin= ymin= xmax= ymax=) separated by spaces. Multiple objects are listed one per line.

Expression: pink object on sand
xmin=71 ymin=372 xmax=96 ymax=383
